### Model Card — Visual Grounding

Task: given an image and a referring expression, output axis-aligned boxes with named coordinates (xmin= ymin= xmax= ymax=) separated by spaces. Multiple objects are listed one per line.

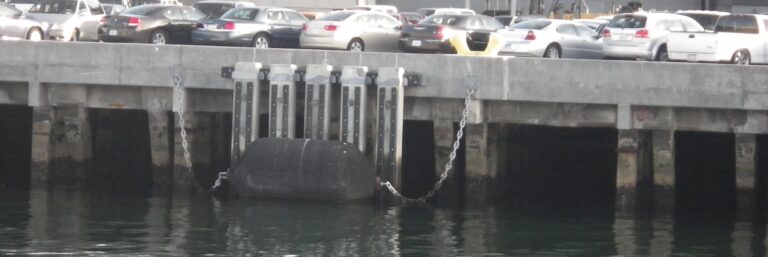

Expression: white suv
xmin=601 ymin=12 xmax=703 ymax=61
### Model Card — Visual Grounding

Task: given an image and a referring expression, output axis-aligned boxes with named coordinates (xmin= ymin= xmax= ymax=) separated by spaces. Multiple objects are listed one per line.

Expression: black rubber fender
xmin=231 ymin=138 xmax=375 ymax=201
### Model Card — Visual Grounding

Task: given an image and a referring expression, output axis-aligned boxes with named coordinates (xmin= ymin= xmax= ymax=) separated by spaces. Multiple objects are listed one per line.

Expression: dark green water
xmin=0 ymin=189 xmax=765 ymax=256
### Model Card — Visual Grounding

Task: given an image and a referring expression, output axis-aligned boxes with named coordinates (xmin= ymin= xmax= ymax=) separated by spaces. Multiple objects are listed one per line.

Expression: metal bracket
xmin=258 ymin=68 xmax=270 ymax=80
xmin=294 ymin=69 xmax=306 ymax=82
xmin=403 ymin=72 xmax=421 ymax=87
xmin=221 ymin=66 xmax=234 ymax=79
xmin=330 ymin=71 xmax=342 ymax=84
xmin=366 ymin=72 xmax=378 ymax=86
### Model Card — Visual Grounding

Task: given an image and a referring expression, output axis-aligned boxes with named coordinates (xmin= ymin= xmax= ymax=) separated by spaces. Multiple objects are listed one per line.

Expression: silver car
xmin=602 ymin=13 xmax=703 ymax=61
xmin=497 ymin=19 xmax=603 ymax=59
xmin=300 ymin=10 xmax=401 ymax=52
xmin=0 ymin=2 xmax=46 ymax=40
xmin=192 ymin=7 xmax=307 ymax=48
xmin=26 ymin=0 xmax=105 ymax=41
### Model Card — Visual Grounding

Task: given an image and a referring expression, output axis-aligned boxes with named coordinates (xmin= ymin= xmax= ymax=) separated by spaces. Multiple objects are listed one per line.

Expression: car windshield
xmin=193 ymin=3 xmax=234 ymax=19
xmin=680 ymin=13 xmax=719 ymax=31
xmin=317 ymin=11 xmax=353 ymax=21
xmin=220 ymin=8 xmax=258 ymax=20
xmin=511 ymin=19 xmax=551 ymax=29
xmin=28 ymin=0 xmax=78 ymax=14
xmin=420 ymin=15 xmax=463 ymax=25
xmin=122 ymin=5 xmax=163 ymax=15
xmin=607 ymin=15 xmax=647 ymax=28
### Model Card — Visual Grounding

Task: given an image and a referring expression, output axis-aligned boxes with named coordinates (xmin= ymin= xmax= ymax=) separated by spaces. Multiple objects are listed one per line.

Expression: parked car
xmin=494 ymin=15 xmax=514 ymax=27
xmin=0 ymin=2 xmax=46 ymax=40
xmin=602 ymin=13 xmax=703 ymax=61
xmin=98 ymin=4 xmax=205 ymax=44
xmin=130 ymin=0 xmax=180 ymax=6
xmin=574 ymin=18 xmax=608 ymax=30
xmin=299 ymin=10 xmax=324 ymax=20
xmin=98 ymin=0 xmax=129 ymax=8
xmin=668 ymin=14 xmax=768 ymax=65
xmin=497 ymin=19 xmax=603 ymax=59
xmin=6 ymin=0 xmax=34 ymax=12
xmin=192 ymin=7 xmax=307 ymax=48
xmin=101 ymin=4 xmax=126 ymax=15
xmin=675 ymin=10 xmax=729 ymax=31
xmin=300 ymin=10 xmax=402 ymax=52
xmin=396 ymin=11 xmax=423 ymax=25
xmin=417 ymin=7 xmax=475 ymax=17
xmin=399 ymin=14 xmax=504 ymax=53
xmin=349 ymin=5 xmax=397 ymax=15
xmin=191 ymin=0 xmax=254 ymax=19
xmin=26 ymin=0 xmax=105 ymax=41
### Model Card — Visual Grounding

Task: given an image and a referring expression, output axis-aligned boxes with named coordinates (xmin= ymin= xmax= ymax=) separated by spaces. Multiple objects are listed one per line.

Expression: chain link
xmin=173 ymin=75 xmax=194 ymax=175
xmin=380 ymin=85 xmax=477 ymax=204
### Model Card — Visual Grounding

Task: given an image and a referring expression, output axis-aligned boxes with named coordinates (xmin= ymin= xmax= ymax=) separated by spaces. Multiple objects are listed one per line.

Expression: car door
xmin=374 ymin=13 xmax=401 ymax=52
xmin=574 ymin=23 xmax=602 ymax=59
xmin=355 ymin=14 xmax=380 ymax=50
xmin=179 ymin=6 xmax=204 ymax=43
xmin=282 ymin=10 xmax=308 ymax=48
xmin=78 ymin=0 xmax=103 ymax=41
xmin=0 ymin=4 xmax=23 ymax=38
xmin=265 ymin=9 xmax=292 ymax=47
xmin=764 ymin=19 xmax=768 ymax=64
xmin=554 ymin=23 xmax=582 ymax=58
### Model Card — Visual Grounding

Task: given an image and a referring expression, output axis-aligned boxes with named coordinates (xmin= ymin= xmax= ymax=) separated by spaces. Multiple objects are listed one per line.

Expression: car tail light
xmin=602 ymin=28 xmax=611 ymax=38
xmin=524 ymin=30 xmax=536 ymax=40
xmin=302 ymin=23 xmax=307 ymax=31
xmin=635 ymin=29 xmax=649 ymax=39
xmin=435 ymin=25 xmax=444 ymax=40
xmin=324 ymin=25 xmax=338 ymax=31
xmin=127 ymin=17 xmax=140 ymax=27
xmin=223 ymin=21 xmax=235 ymax=30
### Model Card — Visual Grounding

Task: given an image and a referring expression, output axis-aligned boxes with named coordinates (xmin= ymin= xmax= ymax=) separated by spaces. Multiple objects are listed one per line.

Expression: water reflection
xmin=0 ymin=188 xmax=766 ymax=256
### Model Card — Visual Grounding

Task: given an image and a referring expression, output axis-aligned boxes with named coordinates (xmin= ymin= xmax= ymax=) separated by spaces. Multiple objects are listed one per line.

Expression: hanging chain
xmin=173 ymin=75 xmax=193 ymax=174
xmin=380 ymin=85 xmax=477 ymax=204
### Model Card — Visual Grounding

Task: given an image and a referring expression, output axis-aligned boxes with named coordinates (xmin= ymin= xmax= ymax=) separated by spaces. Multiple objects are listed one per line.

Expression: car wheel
xmin=252 ymin=34 xmax=270 ymax=49
xmin=543 ymin=44 xmax=561 ymax=58
xmin=150 ymin=30 xmax=169 ymax=45
xmin=27 ymin=28 xmax=43 ymax=41
xmin=347 ymin=38 xmax=364 ymax=52
xmin=70 ymin=28 xmax=79 ymax=42
xmin=655 ymin=45 xmax=669 ymax=61
xmin=731 ymin=50 xmax=750 ymax=65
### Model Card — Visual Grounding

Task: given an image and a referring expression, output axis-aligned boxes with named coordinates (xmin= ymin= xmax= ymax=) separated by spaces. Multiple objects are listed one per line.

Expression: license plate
xmin=109 ymin=29 xmax=117 ymax=36
xmin=411 ymin=40 xmax=422 ymax=47
xmin=205 ymin=24 xmax=218 ymax=29
xmin=687 ymin=54 xmax=697 ymax=62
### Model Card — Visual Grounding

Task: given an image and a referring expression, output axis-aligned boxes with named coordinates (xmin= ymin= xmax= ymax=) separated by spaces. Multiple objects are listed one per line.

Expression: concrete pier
xmin=652 ymin=130 xmax=675 ymax=213
xmin=735 ymin=133 xmax=757 ymax=212
xmin=30 ymin=107 xmax=52 ymax=188
xmin=49 ymin=106 xmax=92 ymax=187
xmin=464 ymin=123 xmax=500 ymax=206
xmin=616 ymin=129 xmax=653 ymax=213
xmin=2 ymin=41 xmax=768 ymax=214
xmin=148 ymin=111 xmax=172 ymax=187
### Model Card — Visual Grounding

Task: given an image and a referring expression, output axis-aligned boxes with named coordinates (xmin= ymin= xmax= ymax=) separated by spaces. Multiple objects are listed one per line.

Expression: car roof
xmin=675 ymin=10 xmax=730 ymax=16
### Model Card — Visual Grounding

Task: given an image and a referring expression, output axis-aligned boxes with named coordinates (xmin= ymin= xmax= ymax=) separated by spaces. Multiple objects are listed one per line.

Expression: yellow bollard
xmin=448 ymin=32 xmax=505 ymax=57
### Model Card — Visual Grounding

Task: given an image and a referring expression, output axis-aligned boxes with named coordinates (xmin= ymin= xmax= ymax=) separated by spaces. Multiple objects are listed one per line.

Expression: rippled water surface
xmin=0 ymin=189 xmax=766 ymax=256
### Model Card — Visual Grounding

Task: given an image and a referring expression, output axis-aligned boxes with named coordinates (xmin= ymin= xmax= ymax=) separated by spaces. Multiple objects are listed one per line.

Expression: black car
xmin=399 ymin=14 xmax=504 ymax=53
xmin=98 ymin=4 xmax=205 ymax=44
